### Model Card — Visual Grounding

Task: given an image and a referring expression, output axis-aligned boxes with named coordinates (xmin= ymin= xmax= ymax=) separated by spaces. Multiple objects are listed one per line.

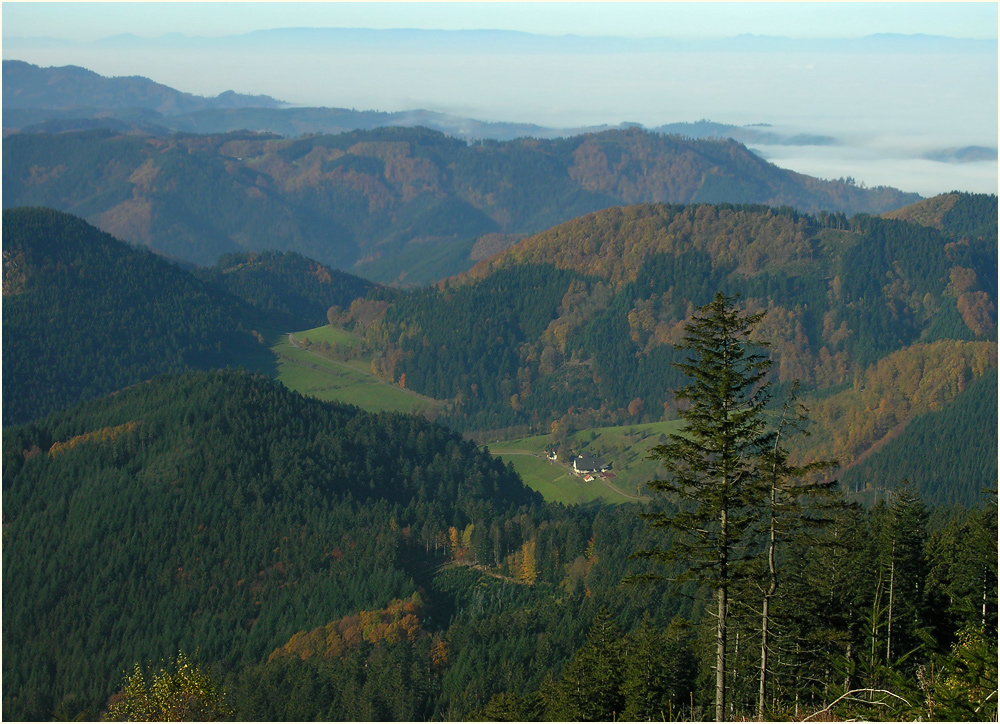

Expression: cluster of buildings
xmin=546 ymin=449 xmax=613 ymax=482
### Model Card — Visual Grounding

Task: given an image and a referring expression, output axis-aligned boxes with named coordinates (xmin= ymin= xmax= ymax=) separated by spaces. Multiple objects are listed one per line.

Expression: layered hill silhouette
xmin=2 ymin=59 xmax=284 ymax=116
xmin=334 ymin=194 xmax=997 ymax=503
xmin=2 ymin=208 xmax=375 ymax=425
xmin=3 ymin=125 xmax=920 ymax=284
xmin=2 ymin=368 xmax=540 ymax=720
xmin=0 ymin=61 xmax=848 ymax=145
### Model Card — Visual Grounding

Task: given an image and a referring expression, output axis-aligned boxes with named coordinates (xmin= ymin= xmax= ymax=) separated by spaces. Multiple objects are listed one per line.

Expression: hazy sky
xmin=3 ymin=3 xmax=997 ymax=196
xmin=4 ymin=2 xmax=998 ymax=41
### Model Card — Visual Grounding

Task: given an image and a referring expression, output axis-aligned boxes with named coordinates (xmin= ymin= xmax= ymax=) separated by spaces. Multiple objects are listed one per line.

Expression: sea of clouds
xmin=4 ymin=30 xmax=996 ymax=197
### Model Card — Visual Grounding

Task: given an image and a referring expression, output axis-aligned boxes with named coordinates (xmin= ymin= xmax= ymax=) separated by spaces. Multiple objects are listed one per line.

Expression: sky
xmin=4 ymin=2 xmax=998 ymax=41
xmin=2 ymin=3 xmax=997 ymax=196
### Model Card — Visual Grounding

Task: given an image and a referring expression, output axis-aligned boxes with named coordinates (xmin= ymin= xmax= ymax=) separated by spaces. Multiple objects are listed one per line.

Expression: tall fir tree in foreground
xmin=632 ymin=292 xmax=773 ymax=722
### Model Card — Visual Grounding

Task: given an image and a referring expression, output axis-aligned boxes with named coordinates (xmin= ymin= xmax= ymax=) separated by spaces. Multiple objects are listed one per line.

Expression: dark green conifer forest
xmin=1 ymin=193 xmax=996 ymax=721
xmin=2 ymin=208 xmax=275 ymax=426
xmin=4 ymin=367 xmax=995 ymax=721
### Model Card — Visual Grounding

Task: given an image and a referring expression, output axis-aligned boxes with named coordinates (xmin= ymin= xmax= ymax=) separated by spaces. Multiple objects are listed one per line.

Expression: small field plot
xmin=494 ymin=452 xmax=634 ymax=505
xmin=291 ymin=325 xmax=363 ymax=349
xmin=272 ymin=334 xmax=440 ymax=415
xmin=495 ymin=419 xmax=686 ymax=502
xmin=289 ymin=326 xmax=372 ymax=374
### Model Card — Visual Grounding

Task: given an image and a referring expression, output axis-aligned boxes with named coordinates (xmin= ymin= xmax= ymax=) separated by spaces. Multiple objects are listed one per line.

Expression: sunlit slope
xmin=336 ymin=195 xmax=997 ymax=505
xmin=3 ymin=126 xmax=921 ymax=284
xmin=272 ymin=326 xmax=442 ymax=416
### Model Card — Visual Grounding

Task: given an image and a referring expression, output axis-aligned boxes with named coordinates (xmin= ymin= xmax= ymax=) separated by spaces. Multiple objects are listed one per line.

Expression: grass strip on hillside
xmin=493 ymin=451 xmax=635 ymax=506
xmin=272 ymin=331 xmax=441 ymax=415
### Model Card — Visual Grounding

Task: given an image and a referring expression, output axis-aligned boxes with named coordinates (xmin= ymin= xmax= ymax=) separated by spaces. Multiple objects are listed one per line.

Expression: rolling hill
xmin=1 ymin=207 xmax=272 ymax=425
xmin=333 ymin=194 xmax=997 ymax=504
xmin=1 ymin=208 xmax=377 ymax=426
xmin=192 ymin=249 xmax=378 ymax=331
xmin=3 ymin=125 xmax=921 ymax=285
xmin=1 ymin=368 xmax=541 ymax=720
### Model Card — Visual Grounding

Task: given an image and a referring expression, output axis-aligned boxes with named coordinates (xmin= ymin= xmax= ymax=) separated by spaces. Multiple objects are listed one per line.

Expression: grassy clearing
xmin=494 ymin=419 xmax=685 ymax=504
xmin=495 ymin=452 xmax=634 ymax=506
xmin=275 ymin=325 xmax=682 ymax=506
xmin=272 ymin=330 xmax=441 ymax=415
xmin=292 ymin=325 xmax=363 ymax=349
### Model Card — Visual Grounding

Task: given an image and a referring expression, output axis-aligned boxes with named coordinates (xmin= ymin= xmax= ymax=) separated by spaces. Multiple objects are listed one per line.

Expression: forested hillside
xmin=1 ymin=208 xmax=275 ymax=425
xmin=842 ymin=370 xmax=998 ymax=507
xmin=2 ymin=126 xmax=920 ymax=284
xmin=2 ymin=209 xmax=384 ymax=427
xmin=0 ymin=370 xmax=537 ymax=720
xmin=3 ymin=370 xmax=995 ymax=721
xmin=336 ymin=195 xmax=997 ymax=505
xmin=192 ymin=250 xmax=377 ymax=330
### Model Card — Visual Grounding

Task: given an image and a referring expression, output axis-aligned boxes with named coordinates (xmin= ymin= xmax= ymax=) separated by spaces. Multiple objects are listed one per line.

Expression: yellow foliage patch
xmin=49 ymin=421 xmax=142 ymax=457
xmin=97 ymin=199 xmax=155 ymax=246
xmin=268 ymin=593 xmax=426 ymax=662
xmin=881 ymin=193 xmax=958 ymax=229
xmin=802 ymin=341 xmax=997 ymax=465
xmin=467 ymin=203 xmax=811 ymax=286
xmin=3 ymin=249 xmax=28 ymax=297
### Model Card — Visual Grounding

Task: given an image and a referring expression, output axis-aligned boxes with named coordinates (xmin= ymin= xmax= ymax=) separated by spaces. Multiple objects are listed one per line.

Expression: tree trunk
xmin=758 ymin=481 xmax=778 ymax=721
xmin=758 ymin=403 xmax=790 ymax=723
xmin=758 ymin=593 xmax=770 ymax=720
xmin=886 ymin=539 xmax=895 ymax=661
xmin=843 ymin=642 xmax=852 ymax=692
xmin=982 ymin=569 xmax=988 ymax=628
xmin=732 ymin=628 xmax=740 ymax=720
xmin=717 ymin=506 xmax=728 ymax=722
xmin=717 ymin=584 xmax=727 ymax=722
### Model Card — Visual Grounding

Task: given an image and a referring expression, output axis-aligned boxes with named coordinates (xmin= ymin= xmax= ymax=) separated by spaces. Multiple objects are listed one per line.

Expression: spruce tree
xmin=633 ymin=292 xmax=773 ymax=721
xmin=756 ymin=383 xmax=841 ymax=720
xmin=621 ymin=616 xmax=697 ymax=721
xmin=543 ymin=608 xmax=625 ymax=721
xmin=880 ymin=480 xmax=931 ymax=665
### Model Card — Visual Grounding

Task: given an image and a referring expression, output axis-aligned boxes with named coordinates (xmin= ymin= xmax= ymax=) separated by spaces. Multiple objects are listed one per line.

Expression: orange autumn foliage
xmin=800 ymin=340 xmax=996 ymax=466
xmin=49 ymin=421 xmax=142 ymax=457
xmin=268 ymin=593 xmax=426 ymax=663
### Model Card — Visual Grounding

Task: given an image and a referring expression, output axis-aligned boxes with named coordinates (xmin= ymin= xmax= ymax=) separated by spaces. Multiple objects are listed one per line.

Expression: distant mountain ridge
xmin=6 ymin=59 xmax=991 ymax=172
xmin=2 ymin=60 xmax=824 ymax=146
xmin=7 ymin=28 xmax=995 ymax=53
xmin=2 ymin=125 xmax=922 ymax=285
xmin=2 ymin=59 xmax=284 ymax=115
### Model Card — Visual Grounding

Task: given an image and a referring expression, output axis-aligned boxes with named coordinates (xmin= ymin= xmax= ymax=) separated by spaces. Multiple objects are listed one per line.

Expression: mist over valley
xmin=2 ymin=8 xmax=997 ymax=722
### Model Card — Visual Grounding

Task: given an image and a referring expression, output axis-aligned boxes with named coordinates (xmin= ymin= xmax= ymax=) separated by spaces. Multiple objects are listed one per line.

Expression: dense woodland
xmin=2 ymin=208 xmax=378 ymax=426
xmin=1 ymin=188 xmax=996 ymax=721
xmin=3 ymin=126 xmax=920 ymax=284
xmin=192 ymin=249 xmax=377 ymax=331
xmin=338 ymin=195 xmax=997 ymax=507
xmin=1 ymin=208 xmax=273 ymax=426
xmin=2 ymin=370 xmax=996 ymax=721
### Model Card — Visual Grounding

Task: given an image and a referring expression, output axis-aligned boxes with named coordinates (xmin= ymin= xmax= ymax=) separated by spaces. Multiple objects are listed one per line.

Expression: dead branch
xmin=801 ymin=688 xmax=911 ymax=721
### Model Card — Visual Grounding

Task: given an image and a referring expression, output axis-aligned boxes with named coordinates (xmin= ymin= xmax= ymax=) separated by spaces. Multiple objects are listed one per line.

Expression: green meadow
xmin=272 ymin=327 xmax=441 ymax=415
xmin=493 ymin=419 xmax=684 ymax=505
xmin=274 ymin=326 xmax=683 ymax=505
xmin=493 ymin=452 xmax=634 ymax=505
